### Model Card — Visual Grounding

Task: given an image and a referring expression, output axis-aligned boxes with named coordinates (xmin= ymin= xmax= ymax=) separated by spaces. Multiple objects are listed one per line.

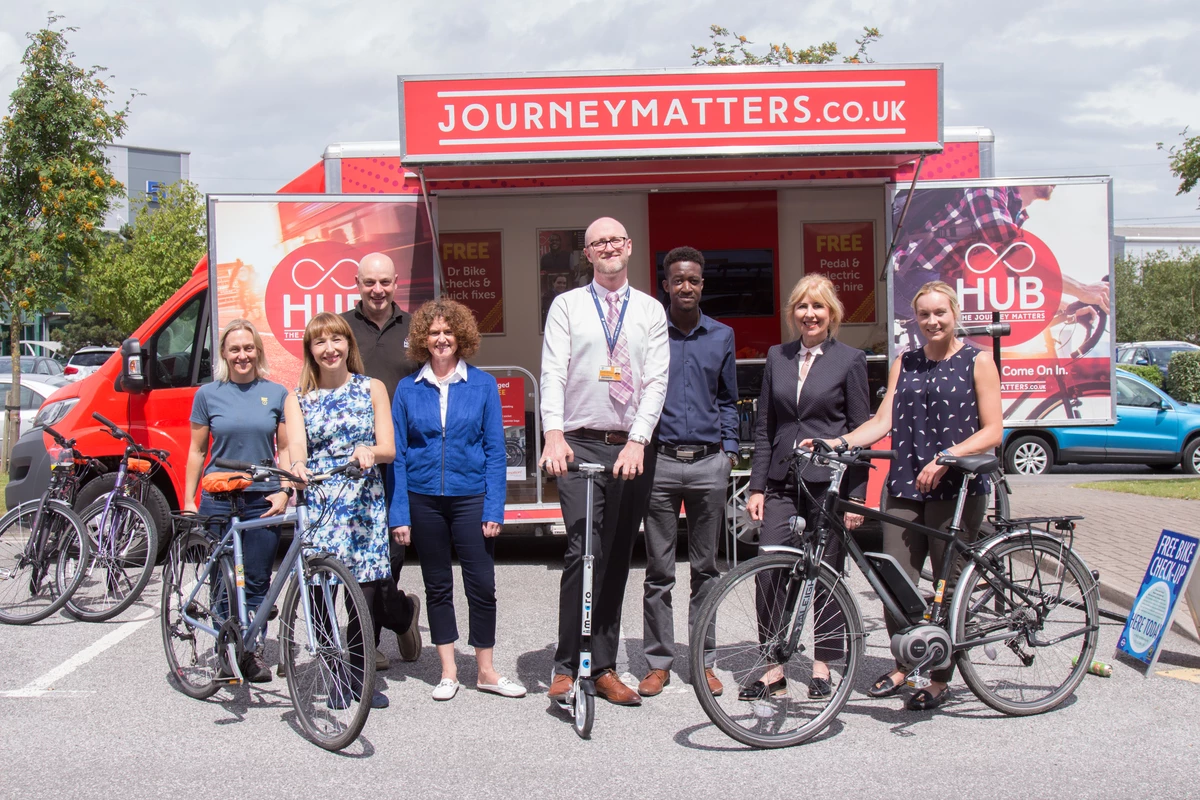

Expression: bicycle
xmin=691 ymin=442 xmax=1099 ymax=748
xmin=160 ymin=457 xmax=375 ymax=751
xmin=0 ymin=427 xmax=92 ymax=624
xmin=64 ymin=413 xmax=166 ymax=622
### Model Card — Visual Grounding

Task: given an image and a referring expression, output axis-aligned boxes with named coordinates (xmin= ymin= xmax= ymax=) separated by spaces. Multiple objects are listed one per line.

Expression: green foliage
xmin=1158 ymin=128 xmax=1200 ymax=207
xmin=692 ymin=25 xmax=881 ymax=66
xmin=1165 ymin=351 xmax=1200 ymax=403
xmin=0 ymin=15 xmax=131 ymax=318
xmin=83 ymin=179 xmax=205 ymax=335
xmin=1116 ymin=363 xmax=1163 ymax=388
xmin=1113 ymin=249 xmax=1200 ymax=345
xmin=52 ymin=307 xmax=124 ymax=354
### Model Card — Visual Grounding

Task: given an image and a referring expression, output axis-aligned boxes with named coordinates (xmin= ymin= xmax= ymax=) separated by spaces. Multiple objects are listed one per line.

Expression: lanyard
xmin=589 ymin=285 xmax=629 ymax=360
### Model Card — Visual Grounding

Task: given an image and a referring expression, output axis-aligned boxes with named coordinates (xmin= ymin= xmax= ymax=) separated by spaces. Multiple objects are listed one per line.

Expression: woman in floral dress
xmin=285 ymin=312 xmax=395 ymax=708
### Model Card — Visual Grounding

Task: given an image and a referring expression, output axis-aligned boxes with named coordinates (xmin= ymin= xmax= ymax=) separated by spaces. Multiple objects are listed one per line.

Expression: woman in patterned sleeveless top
xmin=285 ymin=312 xmax=396 ymax=709
xmin=810 ymin=281 xmax=1002 ymax=711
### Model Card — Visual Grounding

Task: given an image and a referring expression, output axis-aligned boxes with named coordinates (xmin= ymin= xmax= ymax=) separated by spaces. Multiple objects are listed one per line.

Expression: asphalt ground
xmin=2 ymin=508 xmax=1199 ymax=799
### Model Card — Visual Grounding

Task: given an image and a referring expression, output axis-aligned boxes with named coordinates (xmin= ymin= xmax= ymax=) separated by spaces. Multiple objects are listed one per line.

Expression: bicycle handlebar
xmin=795 ymin=442 xmax=897 ymax=469
xmin=91 ymin=412 xmax=171 ymax=462
xmin=43 ymin=425 xmax=74 ymax=448
xmin=212 ymin=458 xmax=363 ymax=484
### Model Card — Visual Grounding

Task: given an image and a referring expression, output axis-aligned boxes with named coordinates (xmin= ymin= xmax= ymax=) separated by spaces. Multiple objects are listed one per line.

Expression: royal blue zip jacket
xmin=388 ymin=362 xmax=507 ymax=527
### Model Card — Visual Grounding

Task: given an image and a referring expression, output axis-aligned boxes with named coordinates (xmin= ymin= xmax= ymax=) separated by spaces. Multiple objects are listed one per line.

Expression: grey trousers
xmin=642 ymin=451 xmax=731 ymax=671
xmin=881 ymin=493 xmax=987 ymax=683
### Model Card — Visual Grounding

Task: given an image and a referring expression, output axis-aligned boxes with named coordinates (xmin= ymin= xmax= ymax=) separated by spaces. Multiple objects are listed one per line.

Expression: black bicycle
xmin=691 ymin=442 xmax=1099 ymax=748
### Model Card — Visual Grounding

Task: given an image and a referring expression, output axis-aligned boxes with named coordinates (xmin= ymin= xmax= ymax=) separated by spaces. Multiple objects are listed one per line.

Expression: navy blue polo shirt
xmin=654 ymin=311 xmax=739 ymax=453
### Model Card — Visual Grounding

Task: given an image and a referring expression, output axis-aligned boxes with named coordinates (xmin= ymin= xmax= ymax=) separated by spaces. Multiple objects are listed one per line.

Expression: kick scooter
xmin=556 ymin=461 xmax=604 ymax=739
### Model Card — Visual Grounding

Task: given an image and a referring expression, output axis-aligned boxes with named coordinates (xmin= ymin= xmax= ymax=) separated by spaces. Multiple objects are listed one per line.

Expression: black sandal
xmin=906 ymin=686 xmax=950 ymax=711
xmin=867 ymin=672 xmax=904 ymax=698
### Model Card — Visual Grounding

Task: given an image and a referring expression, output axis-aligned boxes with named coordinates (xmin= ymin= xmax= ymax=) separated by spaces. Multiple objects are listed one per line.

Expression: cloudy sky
xmin=2 ymin=0 xmax=1198 ymax=228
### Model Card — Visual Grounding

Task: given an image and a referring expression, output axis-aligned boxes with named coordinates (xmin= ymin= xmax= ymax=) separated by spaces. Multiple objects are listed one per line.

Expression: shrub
xmin=1117 ymin=363 xmax=1163 ymax=389
xmin=1166 ymin=351 xmax=1200 ymax=403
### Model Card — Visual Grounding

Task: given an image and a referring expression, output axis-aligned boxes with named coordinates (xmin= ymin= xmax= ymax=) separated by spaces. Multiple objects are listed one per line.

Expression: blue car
xmin=1003 ymin=370 xmax=1200 ymax=475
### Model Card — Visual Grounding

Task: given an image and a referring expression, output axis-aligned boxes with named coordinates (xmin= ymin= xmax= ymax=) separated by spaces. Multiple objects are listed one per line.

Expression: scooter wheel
xmin=572 ymin=688 xmax=594 ymax=739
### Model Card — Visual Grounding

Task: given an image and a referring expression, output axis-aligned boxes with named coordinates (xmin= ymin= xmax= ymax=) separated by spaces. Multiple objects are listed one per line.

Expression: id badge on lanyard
xmin=590 ymin=286 xmax=628 ymax=383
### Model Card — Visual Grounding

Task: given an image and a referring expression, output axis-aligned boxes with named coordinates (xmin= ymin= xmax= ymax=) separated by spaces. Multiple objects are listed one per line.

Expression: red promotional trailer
xmin=889 ymin=178 xmax=1115 ymax=425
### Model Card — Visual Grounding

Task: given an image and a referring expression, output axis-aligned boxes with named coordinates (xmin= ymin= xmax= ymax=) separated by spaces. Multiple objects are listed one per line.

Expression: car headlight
xmin=33 ymin=398 xmax=78 ymax=429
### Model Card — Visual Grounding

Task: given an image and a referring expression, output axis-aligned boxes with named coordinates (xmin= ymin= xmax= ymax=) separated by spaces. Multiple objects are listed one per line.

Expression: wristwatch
xmin=280 ymin=487 xmax=295 ymax=498
xmin=628 ymin=433 xmax=650 ymax=445
xmin=726 ymin=451 xmax=740 ymax=466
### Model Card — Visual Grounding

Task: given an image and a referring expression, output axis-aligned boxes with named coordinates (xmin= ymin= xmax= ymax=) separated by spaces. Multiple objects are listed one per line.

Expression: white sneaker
xmin=477 ymin=676 xmax=527 ymax=698
xmin=432 ymin=678 xmax=460 ymax=701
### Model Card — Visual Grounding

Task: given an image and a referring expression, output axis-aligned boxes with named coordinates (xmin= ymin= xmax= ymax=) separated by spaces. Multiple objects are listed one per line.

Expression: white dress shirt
xmin=796 ymin=342 xmax=824 ymax=404
xmin=540 ymin=279 xmax=669 ymax=442
xmin=415 ymin=358 xmax=469 ymax=427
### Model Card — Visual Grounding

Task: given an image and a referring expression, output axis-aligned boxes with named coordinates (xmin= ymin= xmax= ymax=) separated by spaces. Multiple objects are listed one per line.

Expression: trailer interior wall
xmin=778 ymin=184 xmax=890 ymax=351
xmin=436 ymin=191 xmax=651 ymax=378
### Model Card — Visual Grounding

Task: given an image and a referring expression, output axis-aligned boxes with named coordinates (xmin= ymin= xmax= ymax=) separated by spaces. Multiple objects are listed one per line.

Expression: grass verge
xmin=1074 ymin=478 xmax=1200 ymax=500
xmin=0 ymin=472 xmax=7 ymax=515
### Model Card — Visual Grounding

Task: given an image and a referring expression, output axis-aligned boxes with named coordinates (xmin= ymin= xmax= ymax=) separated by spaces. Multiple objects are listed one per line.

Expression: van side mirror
xmin=117 ymin=337 xmax=147 ymax=394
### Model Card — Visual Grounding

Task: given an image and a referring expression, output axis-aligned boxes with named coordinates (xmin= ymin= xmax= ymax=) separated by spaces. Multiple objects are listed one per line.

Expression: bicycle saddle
xmin=937 ymin=453 xmax=998 ymax=476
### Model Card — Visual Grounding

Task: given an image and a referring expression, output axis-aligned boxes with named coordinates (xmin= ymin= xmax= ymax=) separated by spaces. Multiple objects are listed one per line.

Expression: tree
xmin=84 ymin=179 xmax=206 ymax=336
xmin=1113 ymin=249 xmax=1200 ymax=344
xmin=0 ymin=15 xmax=129 ymax=465
xmin=691 ymin=24 xmax=881 ymax=66
xmin=1158 ymin=128 xmax=1200 ymax=207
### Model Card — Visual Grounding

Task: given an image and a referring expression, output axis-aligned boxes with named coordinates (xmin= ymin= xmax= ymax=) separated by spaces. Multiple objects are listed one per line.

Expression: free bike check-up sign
xmin=1117 ymin=529 xmax=1200 ymax=673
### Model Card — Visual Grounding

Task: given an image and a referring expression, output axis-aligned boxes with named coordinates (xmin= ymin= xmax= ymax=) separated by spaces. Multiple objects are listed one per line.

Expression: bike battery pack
xmin=863 ymin=552 xmax=927 ymax=618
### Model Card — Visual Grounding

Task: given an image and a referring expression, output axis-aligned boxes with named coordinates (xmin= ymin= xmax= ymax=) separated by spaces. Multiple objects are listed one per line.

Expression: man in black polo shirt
xmin=342 ymin=251 xmax=422 ymax=667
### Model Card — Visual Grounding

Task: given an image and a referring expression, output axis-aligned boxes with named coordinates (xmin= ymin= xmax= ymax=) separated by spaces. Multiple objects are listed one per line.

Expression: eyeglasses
xmin=587 ymin=236 xmax=629 ymax=251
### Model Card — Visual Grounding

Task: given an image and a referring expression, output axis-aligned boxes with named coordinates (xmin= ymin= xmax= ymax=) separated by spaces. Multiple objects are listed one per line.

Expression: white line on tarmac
xmin=0 ymin=608 xmax=158 ymax=699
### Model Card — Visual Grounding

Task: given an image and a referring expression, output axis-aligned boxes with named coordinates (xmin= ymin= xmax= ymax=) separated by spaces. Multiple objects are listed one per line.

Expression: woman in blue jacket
xmin=390 ymin=299 xmax=524 ymax=701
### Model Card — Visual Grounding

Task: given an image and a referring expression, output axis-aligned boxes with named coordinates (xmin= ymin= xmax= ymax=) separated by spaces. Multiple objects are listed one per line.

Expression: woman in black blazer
xmin=743 ymin=274 xmax=870 ymax=701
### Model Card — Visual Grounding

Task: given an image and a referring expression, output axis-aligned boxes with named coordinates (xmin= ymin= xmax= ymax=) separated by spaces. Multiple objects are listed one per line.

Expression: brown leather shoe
xmin=594 ymin=670 xmax=641 ymax=706
xmin=705 ymin=668 xmax=724 ymax=697
xmin=638 ymin=668 xmax=671 ymax=697
xmin=548 ymin=673 xmax=574 ymax=702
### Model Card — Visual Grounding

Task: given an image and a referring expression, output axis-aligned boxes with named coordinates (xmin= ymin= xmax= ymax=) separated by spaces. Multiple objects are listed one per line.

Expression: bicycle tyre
xmin=0 ymin=500 xmax=90 ymax=625
xmin=953 ymin=532 xmax=1098 ymax=716
xmin=690 ymin=553 xmax=863 ymax=749
xmin=280 ymin=554 xmax=375 ymax=751
xmin=161 ymin=529 xmax=230 ymax=700
xmin=67 ymin=496 xmax=158 ymax=622
xmin=573 ymin=687 xmax=594 ymax=739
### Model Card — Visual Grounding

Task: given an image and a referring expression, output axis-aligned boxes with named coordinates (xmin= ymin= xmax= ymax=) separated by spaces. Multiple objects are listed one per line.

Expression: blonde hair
xmin=911 ymin=281 xmax=960 ymax=321
xmin=296 ymin=312 xmax=366 ymax=395
xmin=785 ymin=274 xmax=844 ymax=337
xmin=215 ymin=318 xmax=269 ymax=382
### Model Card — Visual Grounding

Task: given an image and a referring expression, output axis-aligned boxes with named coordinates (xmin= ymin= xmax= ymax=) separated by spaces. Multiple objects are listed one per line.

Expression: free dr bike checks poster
xmin=208 ymin=195 xmax=436 ymax=391
xmin=802 ymin=221 xmax=876 ymax=324
xmin=888 ymin=179 xmax=1114 ymax=425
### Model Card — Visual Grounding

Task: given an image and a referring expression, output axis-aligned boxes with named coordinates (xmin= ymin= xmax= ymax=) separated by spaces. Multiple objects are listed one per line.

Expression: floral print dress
xmin=297 ymin=372 xmax=389 ymax=582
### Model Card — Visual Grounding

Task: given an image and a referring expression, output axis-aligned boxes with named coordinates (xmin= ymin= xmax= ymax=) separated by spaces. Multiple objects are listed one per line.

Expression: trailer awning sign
xmin=400 ymin=66 xmax=942 ymax=165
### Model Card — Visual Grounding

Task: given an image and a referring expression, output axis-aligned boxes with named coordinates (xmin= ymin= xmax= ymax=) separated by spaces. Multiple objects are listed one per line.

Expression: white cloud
xmin=1072 ymin=67 xmax=1200 ymax=129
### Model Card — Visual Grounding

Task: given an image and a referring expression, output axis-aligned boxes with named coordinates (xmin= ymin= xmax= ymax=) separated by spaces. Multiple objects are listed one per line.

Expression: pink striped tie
xmin=606 ymin=292 xmax=633 ymax=404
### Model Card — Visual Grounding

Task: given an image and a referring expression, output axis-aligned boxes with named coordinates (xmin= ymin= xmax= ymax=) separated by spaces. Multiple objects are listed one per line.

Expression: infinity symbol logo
xmin=964 ymin=241 xmax=1036 ymax=275
xmin=290 ymin=257 xmax=359 ymax=291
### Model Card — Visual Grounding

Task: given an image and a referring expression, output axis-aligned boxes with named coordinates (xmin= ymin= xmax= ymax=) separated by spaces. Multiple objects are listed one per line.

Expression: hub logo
xmin=957 ymin=231 xmax=1062 ymax=346
xmin=265 ymin=241 xmax=362 ymax=358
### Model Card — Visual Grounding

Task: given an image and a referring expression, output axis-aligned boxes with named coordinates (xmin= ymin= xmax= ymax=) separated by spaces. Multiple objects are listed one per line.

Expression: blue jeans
xmin=198 ymin=491 xmax=281 ymax=619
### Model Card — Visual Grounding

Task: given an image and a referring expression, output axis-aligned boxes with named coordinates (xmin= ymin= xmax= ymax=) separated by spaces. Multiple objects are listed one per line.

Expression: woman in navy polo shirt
xmin=390 ymin=299 xmax=524 ymax=701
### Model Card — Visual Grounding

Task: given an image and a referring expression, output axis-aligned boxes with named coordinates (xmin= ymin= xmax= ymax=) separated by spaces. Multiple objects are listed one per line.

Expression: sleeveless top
xmin=296 ymin=372 xmax=389 ymax=582
xmin=887 ymin=345 xmax=990 ymax=502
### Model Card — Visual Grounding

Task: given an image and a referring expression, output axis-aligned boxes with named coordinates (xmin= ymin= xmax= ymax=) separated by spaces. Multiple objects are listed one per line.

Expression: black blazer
xmin=749 ymin=336 xmax=870 ymax=496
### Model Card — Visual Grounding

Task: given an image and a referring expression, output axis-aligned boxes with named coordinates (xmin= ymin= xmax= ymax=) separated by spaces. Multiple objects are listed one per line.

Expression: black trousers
xmin=759 ymin=477 xmax=846 ymax=663
xmin=554 ymin=435 xmax=656 ymax=676
xmin=374 ymin=467 xmax=413 ymax=640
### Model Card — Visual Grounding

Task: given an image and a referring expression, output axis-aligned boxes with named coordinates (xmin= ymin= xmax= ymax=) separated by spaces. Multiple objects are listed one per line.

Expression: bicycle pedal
xmin=214 ymin=675 xmax=243 ymax=686
xmin=906 ymin=674 xmax=931 ymax=690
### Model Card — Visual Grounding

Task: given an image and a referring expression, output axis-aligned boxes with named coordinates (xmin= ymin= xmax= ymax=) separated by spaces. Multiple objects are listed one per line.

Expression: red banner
xmin=496 ymin=376 xmax=526 ymax=481
xmin=401 ymin=66 xmax=941 ymax=163
xmin=802 ymin=222 xmax=876 ymax=323
xmin=439 ymin=231 xmax=504 ymax=334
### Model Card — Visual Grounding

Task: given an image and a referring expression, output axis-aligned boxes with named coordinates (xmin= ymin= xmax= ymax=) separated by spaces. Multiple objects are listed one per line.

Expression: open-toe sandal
xmin=867 ymin=672 xmax=904 ymax=698
xmin=906 ymin=686 xmax=950 ymax=711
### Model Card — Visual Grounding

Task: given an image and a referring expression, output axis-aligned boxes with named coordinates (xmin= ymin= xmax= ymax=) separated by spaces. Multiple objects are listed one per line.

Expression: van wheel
xmin=1184 ymin=439 xmax=1200 ymax=476
xmin=1005 ymin=435 xmax=1053 ymax=475
xmin=75 ymin=473 xmax=174 ymax=561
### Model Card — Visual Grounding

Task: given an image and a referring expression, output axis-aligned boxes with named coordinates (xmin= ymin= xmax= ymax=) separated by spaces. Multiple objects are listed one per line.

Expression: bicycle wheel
xmin=0 ymin=500 xmax=90 ymax=625
xmin=690 ymin=553 xmax=863 ymax=748
xmin=280 ymin=555 xmax=375 ymax=751
xmin=953 ymin=532 xmax=1098 ymax=715
xmin=67 ymin=496 xmax=158 ymax=622
xmin=161 ymin=529 xmax=230 ymax=699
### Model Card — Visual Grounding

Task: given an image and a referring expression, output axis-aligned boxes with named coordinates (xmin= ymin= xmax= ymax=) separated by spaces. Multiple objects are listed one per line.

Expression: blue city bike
xmin=160 ymin=458 xmax=375 ymax=751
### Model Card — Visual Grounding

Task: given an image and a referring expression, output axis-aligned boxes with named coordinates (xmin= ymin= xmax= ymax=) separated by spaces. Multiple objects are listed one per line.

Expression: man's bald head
xmin=357 ymin=251 xmax=398 ymax=322
xmin=584 ymin=217 xmax=632 ymax=283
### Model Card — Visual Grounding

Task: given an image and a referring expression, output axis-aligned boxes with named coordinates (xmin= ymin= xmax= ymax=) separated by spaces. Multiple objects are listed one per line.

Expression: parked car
xmin=63 ymin=346 xmax=118 ymax=381
xmin=1115 ymin=340 xmax=1200 ymax=378
xmin=1003 ymin=370 xmax=1200 ymax=475
xmin=0 ymin=374 xmax=64 ymax=446
xmin=0 ymin=356 xmax=68 ymax=386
